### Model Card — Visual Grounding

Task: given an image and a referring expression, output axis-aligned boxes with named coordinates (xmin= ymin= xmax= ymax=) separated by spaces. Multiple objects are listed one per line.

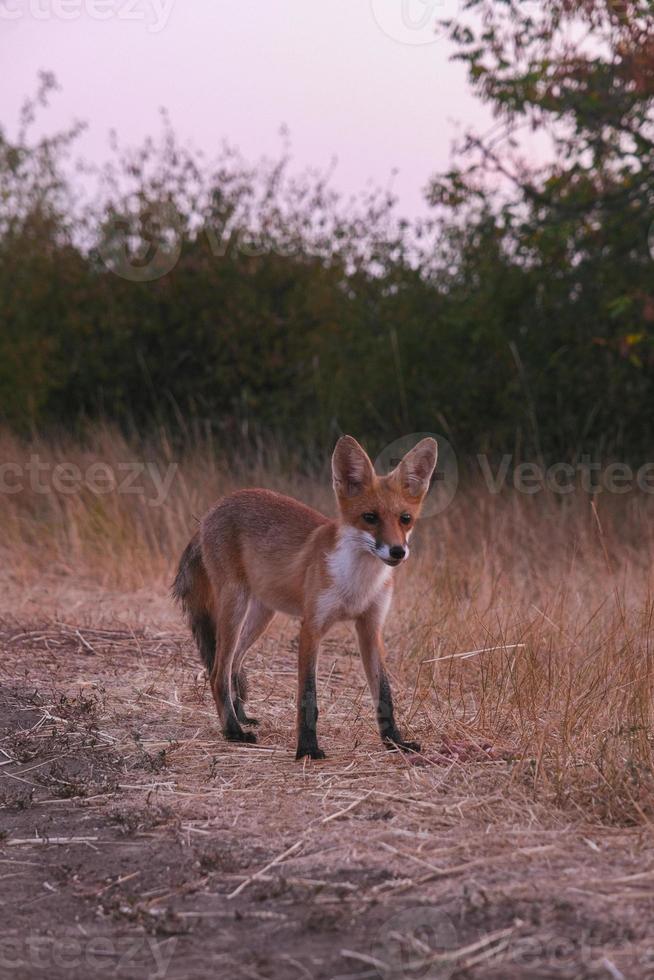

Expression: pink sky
xmin=1 ymin=0 xmax=493 ymax=218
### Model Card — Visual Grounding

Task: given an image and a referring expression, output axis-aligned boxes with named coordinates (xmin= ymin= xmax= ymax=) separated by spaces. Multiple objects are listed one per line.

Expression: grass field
xmin=2 ymin=428 xmax=654 ymax=979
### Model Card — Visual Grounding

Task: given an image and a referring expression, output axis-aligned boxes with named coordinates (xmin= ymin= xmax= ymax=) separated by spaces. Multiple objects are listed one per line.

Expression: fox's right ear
xmin=332 ymin=436 xmax=375 ymax=499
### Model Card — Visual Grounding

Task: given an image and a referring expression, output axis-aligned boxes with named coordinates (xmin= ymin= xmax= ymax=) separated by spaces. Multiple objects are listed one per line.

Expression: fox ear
xmin=391 ymin=438 xmax=438 ymax=499
xmin=332 ymin=436 xmax=375 ymax=499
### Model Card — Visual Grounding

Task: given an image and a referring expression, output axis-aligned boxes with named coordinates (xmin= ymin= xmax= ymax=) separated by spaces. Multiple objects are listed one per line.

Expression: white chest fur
xmin=315 ymin=527 xmax=392 ymax=629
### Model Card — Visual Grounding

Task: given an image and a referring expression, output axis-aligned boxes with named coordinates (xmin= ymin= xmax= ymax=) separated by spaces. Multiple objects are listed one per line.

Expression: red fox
xmin=172 ymin=435 xmax=438 ymax=760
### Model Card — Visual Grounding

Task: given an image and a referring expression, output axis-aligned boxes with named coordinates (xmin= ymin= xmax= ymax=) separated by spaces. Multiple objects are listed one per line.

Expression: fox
xmin=172 ymin=435 xmax=438 ymax=760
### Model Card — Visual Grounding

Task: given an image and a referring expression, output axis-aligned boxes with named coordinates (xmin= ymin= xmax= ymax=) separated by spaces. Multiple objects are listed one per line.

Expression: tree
xmin=430 ymin=0 xmax=654 ymax=457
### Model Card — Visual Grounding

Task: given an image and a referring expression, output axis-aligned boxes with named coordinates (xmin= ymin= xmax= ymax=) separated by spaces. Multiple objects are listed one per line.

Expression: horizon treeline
xmin=2 ymin=1 xmax=653 ymax=461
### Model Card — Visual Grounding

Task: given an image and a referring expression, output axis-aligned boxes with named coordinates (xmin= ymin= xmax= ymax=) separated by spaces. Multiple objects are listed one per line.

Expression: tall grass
xmin=0 ymin=425 xmax=329 ymax=586
xmin=2 ymin=425 xmax=653 ymax=824
xmin=404 ymin=490 xmax=654 ymax=825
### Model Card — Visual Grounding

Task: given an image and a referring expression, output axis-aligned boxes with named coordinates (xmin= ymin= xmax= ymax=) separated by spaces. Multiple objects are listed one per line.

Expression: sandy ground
xmin=1 ymin=582 xmax=654 ymax=979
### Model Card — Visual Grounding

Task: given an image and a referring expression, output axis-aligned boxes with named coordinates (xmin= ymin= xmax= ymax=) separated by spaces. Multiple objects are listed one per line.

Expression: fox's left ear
xmin=392 ymin=438 xmax=438 ymax=499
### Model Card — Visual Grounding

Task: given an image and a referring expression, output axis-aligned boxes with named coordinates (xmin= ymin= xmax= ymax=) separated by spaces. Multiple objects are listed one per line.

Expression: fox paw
xmin=224 ymin=729 xmax=257 ymax=744
xmin=295 ymin=745 xmax=326 ymax=761
xmin=384 ymin=736 xmax=421 ymax=754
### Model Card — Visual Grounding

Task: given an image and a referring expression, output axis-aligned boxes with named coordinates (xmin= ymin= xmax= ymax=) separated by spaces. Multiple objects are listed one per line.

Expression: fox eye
xmin=399 ymin=513 xmax=412 ymax=526
xmin=362 ymin=512 xmax=379 ymax=525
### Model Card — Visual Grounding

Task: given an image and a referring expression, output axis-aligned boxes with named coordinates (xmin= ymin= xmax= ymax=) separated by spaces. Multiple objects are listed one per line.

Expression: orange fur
xmin=172 ymin=435 xmax=438 ymax=759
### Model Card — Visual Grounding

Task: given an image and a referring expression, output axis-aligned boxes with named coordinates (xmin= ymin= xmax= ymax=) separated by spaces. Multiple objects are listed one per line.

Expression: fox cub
xmin=173 ymin=435 xmax=438 ymax=759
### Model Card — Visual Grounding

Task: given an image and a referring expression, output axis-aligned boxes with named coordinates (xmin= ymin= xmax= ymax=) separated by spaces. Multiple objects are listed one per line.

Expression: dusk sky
xmin=1 ymin=0 xmax=494 ymax=218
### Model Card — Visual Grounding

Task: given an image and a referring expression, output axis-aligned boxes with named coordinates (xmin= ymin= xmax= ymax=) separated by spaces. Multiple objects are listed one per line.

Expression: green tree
xmin=430 ymin=0 xmax=654 ymax=457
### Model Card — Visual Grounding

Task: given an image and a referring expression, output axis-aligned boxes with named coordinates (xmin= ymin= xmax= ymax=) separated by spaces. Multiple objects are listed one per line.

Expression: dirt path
xmin=1 ymin=618 xmax=654 ymax=979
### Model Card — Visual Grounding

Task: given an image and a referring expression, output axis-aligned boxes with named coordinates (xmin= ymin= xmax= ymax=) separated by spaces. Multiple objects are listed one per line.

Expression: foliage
xmin=432 ymin=0 xmax=654 ymax=456
xmin=1 ymin=3 xmax=654 ymax=460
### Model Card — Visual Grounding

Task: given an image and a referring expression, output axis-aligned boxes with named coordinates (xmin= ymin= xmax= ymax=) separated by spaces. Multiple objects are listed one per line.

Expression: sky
xmin=1 ymin=0 xmax=493 ymax=219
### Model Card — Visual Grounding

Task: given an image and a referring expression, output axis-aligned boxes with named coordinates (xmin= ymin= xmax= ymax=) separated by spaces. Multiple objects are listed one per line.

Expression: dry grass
xmin=0 ymin=424 xmax=327 ymax=588
xmin=2 ymin=427 xmax=654 ymax=976
xmin=2 ymin=620 xmax=654 ymax=978
xmin=2 ymin=425 xmax=653 ymax=827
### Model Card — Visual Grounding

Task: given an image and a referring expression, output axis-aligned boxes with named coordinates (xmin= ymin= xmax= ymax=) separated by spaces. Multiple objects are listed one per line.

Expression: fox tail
xmin=171 ymin=532 xmax=216 ymax=672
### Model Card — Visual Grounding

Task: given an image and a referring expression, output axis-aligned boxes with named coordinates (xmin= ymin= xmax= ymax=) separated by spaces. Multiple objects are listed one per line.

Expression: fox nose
xmin=389 ymin=545 xmax=406 ymax=561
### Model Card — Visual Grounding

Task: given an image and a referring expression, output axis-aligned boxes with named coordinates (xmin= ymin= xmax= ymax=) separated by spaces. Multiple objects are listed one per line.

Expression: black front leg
xmin=355 ymin=614 xmax=421 ymax=756
xmin=378 ymin=671 xmax=421 ymax=754
xmin=296 ymin=652 xmax=326 ymax=760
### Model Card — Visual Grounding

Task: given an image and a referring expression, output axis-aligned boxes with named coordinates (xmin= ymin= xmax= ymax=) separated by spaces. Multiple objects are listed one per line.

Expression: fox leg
xmin=355 ymin=607 xmax=420 ymax=754
xmin=231 ymin=599 xmax=275 ymax=726
xmin=210 ymin=584 xmax=255 ymax=744
xmin=295 ymin=621 xmax=325 ymax=760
